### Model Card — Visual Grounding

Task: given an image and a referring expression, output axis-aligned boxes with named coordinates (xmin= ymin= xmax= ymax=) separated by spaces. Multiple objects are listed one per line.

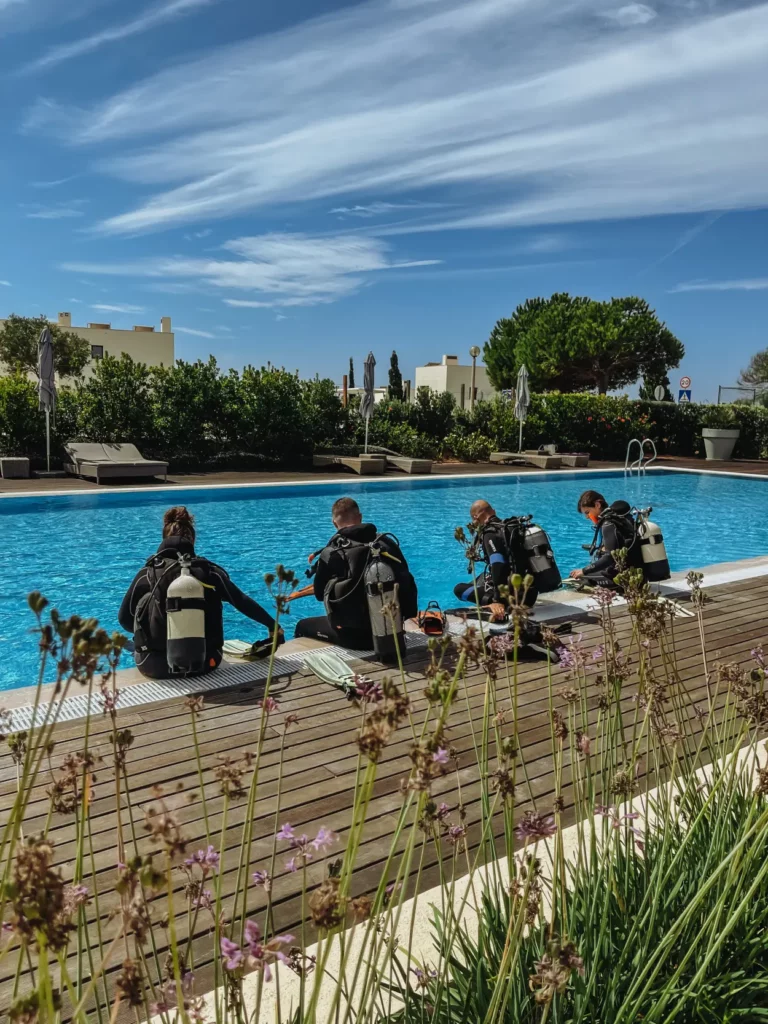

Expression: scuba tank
xmin=635 ymin=507 xmax=671 ymax=583
xmin=520 ymin=521 xmax=562 ymax=593
xmin=363 ymin=539 xmax=405 ymax=665
xmin=501 ymin=516 xmax=562 ymax=593
xmin=166 ymin=554 xmax=207 ymax=675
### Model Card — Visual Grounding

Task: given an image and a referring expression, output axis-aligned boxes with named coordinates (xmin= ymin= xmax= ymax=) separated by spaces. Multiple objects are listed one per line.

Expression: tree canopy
xmin=388 ymin=350 xmax=404 ymax=401
xmin=348 ymin=357 xmax=355 ymax=389
xmin=739 ymin=349 xmax=768 ymax=389
xmin=0 ymin=314 xmax=91 ymax=380
xmin=483 ymin=293 xmax=684 ymax=395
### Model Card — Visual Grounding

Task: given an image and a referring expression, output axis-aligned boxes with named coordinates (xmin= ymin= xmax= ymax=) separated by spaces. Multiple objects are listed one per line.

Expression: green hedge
xmin=2 ymin=357 xmax=767 ymax=467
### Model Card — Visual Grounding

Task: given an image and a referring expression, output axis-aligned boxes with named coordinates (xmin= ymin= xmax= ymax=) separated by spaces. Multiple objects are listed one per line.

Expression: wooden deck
xmin=1 ymin=575 xmax=766 ymax=1018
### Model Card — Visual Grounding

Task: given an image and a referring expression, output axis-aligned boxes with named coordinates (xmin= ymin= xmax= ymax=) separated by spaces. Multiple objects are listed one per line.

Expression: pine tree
xmin=348 ymin=357 xmax=355 ymax=389
xmin=388 ymin=350 xmax=404 ymax=401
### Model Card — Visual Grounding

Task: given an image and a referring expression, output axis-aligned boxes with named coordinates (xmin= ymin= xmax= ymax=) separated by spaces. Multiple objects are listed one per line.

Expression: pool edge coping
xmin=1 ymin=462 xmax=767 ymax=501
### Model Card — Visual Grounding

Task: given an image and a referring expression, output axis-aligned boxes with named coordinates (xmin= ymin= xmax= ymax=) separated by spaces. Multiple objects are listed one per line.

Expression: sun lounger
xmin=313 ymin=454 xmax=386 ymax=476
xmin=490 ymin=451 xmax=562 ymax=470
xmin=64 ymin=442 xmax=168 ymax=483
xmin=365 ymin=446 xmax=432 ymax=475
xmin=522 ymin=450 xmax=589 ymax=468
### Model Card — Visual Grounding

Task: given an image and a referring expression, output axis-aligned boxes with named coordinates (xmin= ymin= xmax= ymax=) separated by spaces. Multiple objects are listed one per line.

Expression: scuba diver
xmin=294 ymin=497 xmax=418 ymax=661
xmin=454 ymin=499 xmax=563 ymax=617
xmin=118 ymin=506 xmax=282 ymax=679
xmin=570 ymin=490 xmax=670 ymax=587
xmin=453 ymin=499 xmax=562 ymax=660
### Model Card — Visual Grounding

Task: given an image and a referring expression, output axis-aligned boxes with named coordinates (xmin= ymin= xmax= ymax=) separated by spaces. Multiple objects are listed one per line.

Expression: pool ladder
xmin=625 ymin=437 xmax=657 ymax=475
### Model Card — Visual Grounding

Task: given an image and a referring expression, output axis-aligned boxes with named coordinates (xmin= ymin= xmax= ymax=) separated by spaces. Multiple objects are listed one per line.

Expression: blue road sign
xmin=678 ymin=389 xmax=692 ymax=403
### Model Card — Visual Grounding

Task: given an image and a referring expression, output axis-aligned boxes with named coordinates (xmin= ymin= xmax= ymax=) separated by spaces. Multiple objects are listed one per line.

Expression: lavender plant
xmin=0 ymin=544 xmax=765 ymax=1024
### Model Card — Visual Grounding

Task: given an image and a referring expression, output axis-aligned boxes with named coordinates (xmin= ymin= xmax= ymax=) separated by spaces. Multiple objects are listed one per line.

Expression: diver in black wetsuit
xmin=118 ymin=506 xmax=281 ymax=679
xmin=295 ymin=497 xmax=418 ymax=649
xmin=570 ymin=490 xmax=643 ymax=587
xmin=453 ymin=499 xmax=539 ymax=620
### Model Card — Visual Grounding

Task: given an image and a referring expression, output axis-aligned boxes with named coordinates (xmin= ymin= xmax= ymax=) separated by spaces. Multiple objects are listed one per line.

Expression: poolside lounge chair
xmin=367 ymin=446 xmax=433 ymax=475
xmin=523 ymin=449 xmax=590 ymax=468
xmin=64 ymin=442 xmax=168 ymax=483
xmin=313 ymin=454 xmax=386 ymax=476
xmin=490 ymin=451 xmax=562 ymax=470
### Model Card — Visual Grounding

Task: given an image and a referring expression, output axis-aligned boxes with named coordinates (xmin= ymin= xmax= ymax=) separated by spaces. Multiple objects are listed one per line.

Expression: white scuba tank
xmin=637 ymin=517 xmax=670 ymax=583
xmin=166 ymin=555 xmax=207 ymax=675
xmin=364 ymin=551 xmax=404 ymax=665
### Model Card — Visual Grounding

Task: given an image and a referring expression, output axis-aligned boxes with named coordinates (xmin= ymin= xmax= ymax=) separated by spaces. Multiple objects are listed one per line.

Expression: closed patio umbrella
xmin=360 ymin=351 xmax=376 ymax=454
xmin=37 ymin=326 xmax=56 ymax=473
xmin=514 ymin=363 xmax=530 ymax=452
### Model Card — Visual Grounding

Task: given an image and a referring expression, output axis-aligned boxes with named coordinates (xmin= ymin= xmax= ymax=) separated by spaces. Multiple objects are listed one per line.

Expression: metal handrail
xmin=625 ymin=437 xmax=657 ymax=475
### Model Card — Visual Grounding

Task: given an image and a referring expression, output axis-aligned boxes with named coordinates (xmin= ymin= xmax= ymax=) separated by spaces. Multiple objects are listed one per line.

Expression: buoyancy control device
xmin=166 ymin=554 xmax=207 ymax=675
xmin=501 ymin=516 xmax=562 ymax=593
xmin=635 ymin=507 xmax=671 ymax=583
xmin=363 ymin=538 xmax=405 ymax=665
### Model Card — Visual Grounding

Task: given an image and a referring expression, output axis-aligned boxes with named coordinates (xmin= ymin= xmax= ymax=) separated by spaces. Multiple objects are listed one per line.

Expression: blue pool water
xmin=1 ymin=470 xmax=766 ymax=691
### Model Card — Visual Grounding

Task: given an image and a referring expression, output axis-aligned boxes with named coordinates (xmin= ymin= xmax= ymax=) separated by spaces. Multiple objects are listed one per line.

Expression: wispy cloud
xmin=215 ymin=325 xmax=232 ymax=331
xmin=69 ymin=297 xmax=82 ymax=302
xmin=641 ymin=211 xmax=723 ymax=273
xmin=92 ymin=303 xmax=145 ymax=313
xmin=26 ymin=0 xmax=768 ymax=237
xmin=330 ymin=201 xmax=446 ymax=218
xmin=669 ymin=277 xmax=768 ymax=293
xmin=0 ymin=279 xmax=11 ymax=286
xmin=24 ymin=0 xmax=223 ymax=72
xmin=20 ymin=199 xmax=88 ymax=220
xmin=184 ymin=228 xmax=212 ymax=239
xmin=62 ymin=232 xmax=441 ymax=307
xmin=30 ymin=176 xmax=77 ymax=189
xmin=176 ymin=325 xmax=216 ymax=338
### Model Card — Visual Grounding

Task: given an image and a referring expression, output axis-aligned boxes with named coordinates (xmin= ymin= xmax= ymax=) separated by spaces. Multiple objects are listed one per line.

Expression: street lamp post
xmin=469 ymin=345 xmax=481 ymax=412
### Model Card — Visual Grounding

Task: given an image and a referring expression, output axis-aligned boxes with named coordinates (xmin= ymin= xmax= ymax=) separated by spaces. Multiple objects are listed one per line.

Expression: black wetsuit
xmin=581 ymin=501 xmax=642 ymax=586
xmin=295 ymin=523 xmax=417 ymax=649
xmin=454 ymin=517 xmax=538 ymax=610
xmin=118 ymin=536 xmax=276 ymax=679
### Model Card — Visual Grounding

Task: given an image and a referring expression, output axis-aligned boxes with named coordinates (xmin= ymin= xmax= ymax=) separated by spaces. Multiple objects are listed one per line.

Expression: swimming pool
xmin=1 ymin=469 xmax=767 ymax=691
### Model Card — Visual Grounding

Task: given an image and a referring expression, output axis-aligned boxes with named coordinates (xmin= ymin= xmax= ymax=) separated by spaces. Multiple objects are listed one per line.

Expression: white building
xmin=0 ymin=311 xmax=175 ymax=379
xmin=414 ymin=354 xmax=497 ymax=408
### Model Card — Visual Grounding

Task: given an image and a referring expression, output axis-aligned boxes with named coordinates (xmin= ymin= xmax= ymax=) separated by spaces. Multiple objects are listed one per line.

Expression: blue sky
xmin=1 ymin=0 xmax=767 ymax=401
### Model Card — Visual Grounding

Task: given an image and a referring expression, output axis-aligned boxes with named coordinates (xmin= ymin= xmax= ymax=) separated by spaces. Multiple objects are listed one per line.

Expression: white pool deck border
xmin=2 ymin=461 xmax=768 ymax=501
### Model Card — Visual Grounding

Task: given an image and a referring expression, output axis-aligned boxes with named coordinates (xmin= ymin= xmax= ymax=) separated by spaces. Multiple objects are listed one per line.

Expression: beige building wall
xmin=415 ymin=354 xmax=496 ymax=409
xmin=0 ymin=312 xmax=175 ymax=380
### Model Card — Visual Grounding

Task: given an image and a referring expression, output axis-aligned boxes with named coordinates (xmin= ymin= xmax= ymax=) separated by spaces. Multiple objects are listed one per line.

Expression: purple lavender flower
xmin=311 ymin=827 xmax=338 ymax=852
xmin=411 ymin=965 xmax=438 ymax=989
xmin=596 ymin=805 xmax=643 ymax=837
xmin=591 ymin=645 xmax=605 ymax=663
xmin=752 ymin=646 xmax=765 ymax=668
xmin=592 ymin=587 xmax=616 ymax=608
xmin=436 ymin=802 xmax=451 ymax=821
xmin=221 ymin=936 xmax=245 ymax=971
xmin=514 ymin=812 xmax=557 ymax=842
xmin=243 ymin=920 xmax=295 ymax=982
xmin=276 ymin=823 xmax=295 ymax=842
xmin=258 ymin=697 xmax=280 ymax=714
xmin=355 ymin=678 xmax=384 ymax=704
xmin=184 ymin=845 xmax=220 ymax=874
xmin=432 ymin=748 xmax=450 ymax=766
xmin=447 ymin=824 xmax=467 ymax=845
xmin=252 ymin=870 xmax=272 ymax=892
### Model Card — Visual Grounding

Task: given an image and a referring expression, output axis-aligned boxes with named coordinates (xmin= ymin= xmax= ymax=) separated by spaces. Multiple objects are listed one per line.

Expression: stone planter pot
xmin=701 ymin=428 xmax=740 ymax=461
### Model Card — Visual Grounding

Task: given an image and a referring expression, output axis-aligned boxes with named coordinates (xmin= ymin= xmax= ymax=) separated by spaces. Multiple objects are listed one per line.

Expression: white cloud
xmin=669 ymin=277 xmax=768 ymax=293
xmin=28 ymin=0 xmax=768 ymax=238
xmin=21 ymin=199 xmax=88 ymax=220
xmin=0 ymin=279 xmax=11 ymax=286
xmin=62 ymin=231 xmax=441 ymax=306
xmin=608 ymin=4 xmax=657 ymax=27
xmin=92 ymin=303 xmax=145 ymax=312
xmin=69 ymin=297 xmax=82 ymax=302
xmin=176 ymin=325 xmax=216 ymax=337
xmin=275 ymin=314 xmax=288 ymax=321
xmin=30 ymin=176 xmax=77 ymax=188
xmin=330 ymin=201 xmax=445 ymax=218
xmin=215 ymin=325 xmax=232 ymax=331
xmin=23 ymin=0 xmax=223 ymax=71
xmin=184 ymin=228 xmax=213 ymax=239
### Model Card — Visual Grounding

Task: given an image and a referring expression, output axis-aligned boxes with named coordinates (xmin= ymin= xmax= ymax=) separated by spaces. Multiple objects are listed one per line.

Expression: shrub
xmin=77 ymin=354 xmax=157 ymax=450
xmin=0 ymin=374 xmax=43 ymax=458
xmin=444 ymin=429 xmax=493 ymax=462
